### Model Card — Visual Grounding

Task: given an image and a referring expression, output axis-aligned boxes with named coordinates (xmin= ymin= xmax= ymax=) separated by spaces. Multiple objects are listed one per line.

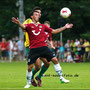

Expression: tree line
xmin=0 ymin=0 xmax=90 ymax=41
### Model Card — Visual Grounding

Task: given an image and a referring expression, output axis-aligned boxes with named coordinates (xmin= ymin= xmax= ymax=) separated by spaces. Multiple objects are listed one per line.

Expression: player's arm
xmin=49 ymin=41 xmax=55 ymax=49
xmin=51 ymin=23 xmax=73 ymax=34
xmin=12 ymin=17 xmax=26 ymax=31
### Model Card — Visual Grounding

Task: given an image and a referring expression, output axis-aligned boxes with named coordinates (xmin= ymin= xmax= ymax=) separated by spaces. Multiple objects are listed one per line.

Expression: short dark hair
xmin=33 ymin=6 xmax=41 ymax=11
xmin=29 ymin=6 xmax=41 ymax=18
xmin=44 ymin=21 xmax=50 ymax=25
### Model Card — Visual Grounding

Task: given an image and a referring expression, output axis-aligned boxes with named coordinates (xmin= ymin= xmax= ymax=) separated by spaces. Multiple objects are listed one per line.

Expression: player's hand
xmin=52 ymin=46 xmax=55 ymax=50
xmin=65 ymin=23 xmax=73 ymax=29
xmin=12 ymin=17 xmax=20 ymax=24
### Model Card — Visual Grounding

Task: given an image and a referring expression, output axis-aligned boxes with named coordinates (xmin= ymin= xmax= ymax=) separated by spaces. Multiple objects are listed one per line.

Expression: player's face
xmin=35 ymin=10 xmax=41 ymax=18
xmin=2 ymin=38 xmax=6 ymax=43
xmin=44 ymin=23 xmax=50 ymax=27
xmin=33 ymin=12 xmax=40 ymax=22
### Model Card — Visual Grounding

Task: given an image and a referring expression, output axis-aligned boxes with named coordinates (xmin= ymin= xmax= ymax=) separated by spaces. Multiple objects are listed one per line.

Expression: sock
xmin=41 ymin=62 xmax=44 ymax=66
xmin=32 ymin=68 xmax=37 ymax=79
xmin=26 ymin=71 xmax=32 ymax=85
xmin=38 ymin=65 xmax=48 ymax=79
xmin=54 ymin=63 xmax=63 ymax=80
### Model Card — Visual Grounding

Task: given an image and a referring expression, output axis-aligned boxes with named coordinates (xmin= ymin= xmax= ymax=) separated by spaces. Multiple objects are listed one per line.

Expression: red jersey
xmin=25 ymin=23 xmax=53 ymax=49
xmin=0 ymin=42 xmax=8 ymax=50
xmin=45 ymin=32 xmax=52 ymax=41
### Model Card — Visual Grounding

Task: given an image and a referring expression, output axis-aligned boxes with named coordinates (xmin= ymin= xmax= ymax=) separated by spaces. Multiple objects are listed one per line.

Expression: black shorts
xmin=1 ymin=50 xmax=7 ymax=57
xmin=27 ymin=46 xmax=55 ymax=65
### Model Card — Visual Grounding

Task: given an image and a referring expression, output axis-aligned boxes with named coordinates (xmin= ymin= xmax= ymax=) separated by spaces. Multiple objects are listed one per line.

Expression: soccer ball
xmin=60 ymin=7 xmax=71 ymax=18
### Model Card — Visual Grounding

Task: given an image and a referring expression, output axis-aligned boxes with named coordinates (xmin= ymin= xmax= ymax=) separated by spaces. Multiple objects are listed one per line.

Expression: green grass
xmin=0 ymin=61 xmax=90 ymax=89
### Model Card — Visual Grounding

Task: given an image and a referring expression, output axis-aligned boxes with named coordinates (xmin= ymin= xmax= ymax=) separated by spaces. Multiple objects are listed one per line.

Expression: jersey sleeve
xmin=24 ymin=24 xmax=30 ymax=32
xmin=44 ymin=25 xmax=53 ymax=33
xmin=23 ymin=18 xmax=32 ymax=24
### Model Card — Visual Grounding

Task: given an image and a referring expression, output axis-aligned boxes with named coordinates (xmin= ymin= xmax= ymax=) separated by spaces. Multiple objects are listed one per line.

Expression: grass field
xmin=0 ymin=61 xmax=90 ymax=90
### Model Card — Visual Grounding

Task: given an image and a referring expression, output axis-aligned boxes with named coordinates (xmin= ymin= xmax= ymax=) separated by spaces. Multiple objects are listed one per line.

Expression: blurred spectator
xmin=88 ymin=50 xmax=90 ymax=60
xmin=65 ymin=40 xmax=71 ymax=59
xmin=77 ymin=43 xmax=81 ymax=56
xmin=65 ymin=40 xmax=71 ymax=53
xmin=58 ymin=43 xmax=65 ymax=62
xmin=75 ymin=39 xmax=80 ymax=47
xmin=70 ymin=40 xmax=76 ymax=59
xmin=66 ymin=52 xmax=74 ymax=63
xmin=0 ymin=38 xmax=8 ymax=61
xmin=83 ymin=39 xmax=90 ymax=61
xmin=16 ymin=38 xmax=25 ymax=61
xmin=12 ymin=41 xmax=18 ymax=60
xmin=8 ymin=40 xmax=13 ymax=62
xmin=57 ymin=41 xmax=61 ymax=48
xmin=79 ymin=38 xmax=85 ymax=62
xmin=74 ymin=52 xmax=80 ymax=62
xmin=74 ymin=39 xmax=81 ymax=62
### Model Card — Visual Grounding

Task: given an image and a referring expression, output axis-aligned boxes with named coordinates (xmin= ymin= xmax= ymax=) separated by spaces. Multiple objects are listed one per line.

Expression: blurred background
xmin=0 ymin=0 xmax=90 ymax=62
xmin=0 ymin=0 xmax=90 ymax=41
xmin=0 ymin=0 xmax=90 ymax=89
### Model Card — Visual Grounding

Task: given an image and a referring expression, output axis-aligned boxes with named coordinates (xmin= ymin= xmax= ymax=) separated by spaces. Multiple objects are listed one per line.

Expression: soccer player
xmin=12 ymin=8 xmax=73 ymax=88
xmin=31 ymin=21 xmax=55 ymax=87
xmin=23 ymin=17 xmax=65 ymax=87
xmin=23 ymin=7 xmax=41 ymax=55
xmin=44 ymin=21 xmax=55 ymax=49
xmin=23 ymin=7 xmax=50 ymax=87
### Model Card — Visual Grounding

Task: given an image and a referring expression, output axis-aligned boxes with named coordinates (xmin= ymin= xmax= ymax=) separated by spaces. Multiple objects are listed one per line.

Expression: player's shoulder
xmin=39 ymin=24 xmax=47 ymax=29
xmin=23 ymin=18 xmax=32 ymax=24
xmin=39 ymin=24 xmax=46 ymax=27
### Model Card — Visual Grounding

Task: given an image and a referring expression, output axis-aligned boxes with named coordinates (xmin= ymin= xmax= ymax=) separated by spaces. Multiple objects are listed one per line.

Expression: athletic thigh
xmin=34 ymin=58 xmax=41 ymax=69
xmin=51 ymin=57 xmax=58 ymax=64
xmin=40 ymin=57 xmax=50 ymax=67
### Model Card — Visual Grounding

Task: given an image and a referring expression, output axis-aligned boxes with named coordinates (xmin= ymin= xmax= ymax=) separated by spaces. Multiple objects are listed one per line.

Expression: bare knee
xmin=35 ymin=64 xmax=41 ymax=71
xmin=28 ymin=64 xmax=33 ymax=72
xmin=35 ymin=58 xmax=41 ymax=71
xmin=41 ymin=58 xmax=50 ymax=68
xmin=44 ymin=62 xmax=50 ymax=68
xmin=51 ymin=57 xmax=58 ymax=64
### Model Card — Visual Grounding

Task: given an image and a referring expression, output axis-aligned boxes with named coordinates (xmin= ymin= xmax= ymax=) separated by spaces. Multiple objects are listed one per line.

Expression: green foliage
xmin=80 ymin=33 xmax=90 ymax=41
xmin=0 ymin=0 xmax=18 ymax=40
xmin=0 ymin=0 xmax=90 ymax=41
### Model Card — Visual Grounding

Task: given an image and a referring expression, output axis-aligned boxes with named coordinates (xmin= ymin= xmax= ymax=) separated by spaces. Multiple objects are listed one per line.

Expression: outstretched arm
xmin=51 ymin=23 xmax=73 ymax=34
xmin=12 ymin=17 xmax=26 ymax=31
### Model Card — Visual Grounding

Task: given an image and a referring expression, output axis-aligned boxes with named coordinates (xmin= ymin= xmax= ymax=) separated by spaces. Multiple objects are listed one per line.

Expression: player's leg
xmin=24 ymin=48 xmax=39 ymax=88
xmin=37 ymin=58 xmax=50 ymax=78
xmin=41 ymin=58 xmax=50 ymax=77
xmin=40 ymin=46 xmax=70 ymax=83
xmin=24 ymin=64 xmax=34 ymax=88
xmin=31 ymin=58 xmax=41 ymax=86
xmin=24 ymin=46 xmax=32 ymax=88
xmin=35 ymin=58 xmax=50 ymax=86
xmin=41 ymin=61 xmax=44 ymax=66
xmin=51 ymin=57 xmax=70 ymax=83
xmin=32 ymin=58 xmax=41 ymax=79
xmin=31 ymin=58 xmax=50 ymax=87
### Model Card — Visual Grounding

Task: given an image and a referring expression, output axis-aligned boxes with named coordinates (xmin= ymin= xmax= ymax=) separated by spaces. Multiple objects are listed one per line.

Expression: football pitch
xmin=0 ymin=61 xmax=90 ymax=90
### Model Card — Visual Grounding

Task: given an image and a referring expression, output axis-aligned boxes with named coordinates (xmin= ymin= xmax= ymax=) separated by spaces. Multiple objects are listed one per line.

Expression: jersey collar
xmin=31 ymin=21 xmax=39 ymax=26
